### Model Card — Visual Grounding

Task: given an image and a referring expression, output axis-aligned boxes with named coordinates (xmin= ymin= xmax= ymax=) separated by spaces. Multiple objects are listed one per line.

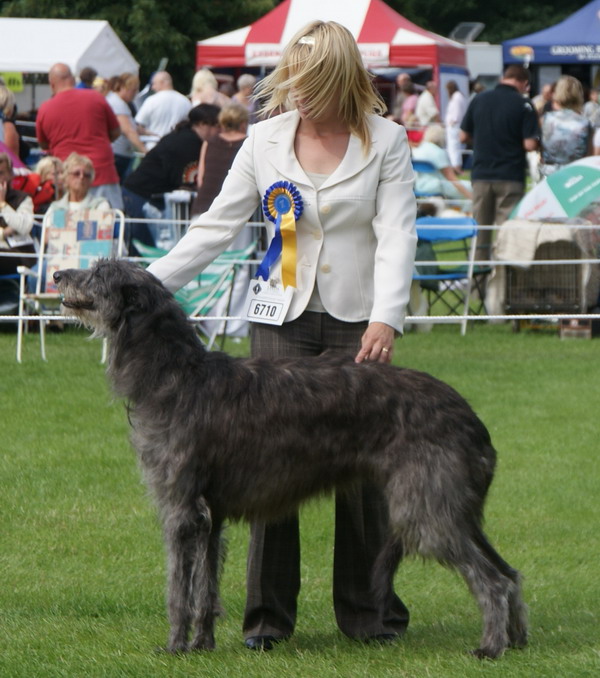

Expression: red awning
xmin=196 ymin=0 xmax=465 ymax=70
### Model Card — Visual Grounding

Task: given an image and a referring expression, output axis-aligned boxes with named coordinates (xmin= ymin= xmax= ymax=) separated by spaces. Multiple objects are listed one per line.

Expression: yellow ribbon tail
xmin=280 ymin=210 xmax=297 ymax=288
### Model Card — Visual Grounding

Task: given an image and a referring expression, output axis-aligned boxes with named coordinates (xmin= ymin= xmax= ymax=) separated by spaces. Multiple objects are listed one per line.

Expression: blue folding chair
xmin=411 ymin=159 xmax=442 ymax=198
xmin=413 ymin=216 xmax=490 ymax=334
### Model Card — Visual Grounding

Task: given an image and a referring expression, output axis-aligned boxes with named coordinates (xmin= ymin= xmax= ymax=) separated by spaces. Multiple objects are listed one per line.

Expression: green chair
xmin=133 ymin=239 xmax=257 ymax=349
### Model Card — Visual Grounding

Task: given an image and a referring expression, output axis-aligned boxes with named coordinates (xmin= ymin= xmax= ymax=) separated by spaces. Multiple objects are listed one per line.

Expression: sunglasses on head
xmin=70 ymin=170 xmax=93 ymax=179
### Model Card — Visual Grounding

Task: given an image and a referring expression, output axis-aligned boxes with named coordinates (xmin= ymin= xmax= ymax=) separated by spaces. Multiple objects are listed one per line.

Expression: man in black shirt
xmin=460 ymin=65 xmax=540 ymax=256
xmin=122 ymin=104 xmax=219 ymax=253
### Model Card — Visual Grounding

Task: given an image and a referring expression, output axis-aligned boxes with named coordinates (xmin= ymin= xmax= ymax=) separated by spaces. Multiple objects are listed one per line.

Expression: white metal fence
xmin=2 ymin=217 xmax=599 ymax=332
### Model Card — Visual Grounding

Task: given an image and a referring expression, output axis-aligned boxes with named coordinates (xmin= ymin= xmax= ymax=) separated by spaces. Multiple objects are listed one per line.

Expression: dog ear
xmin=122 ymin=281 xmax=162 ymax=315
xmin=122 ymin=283 xmax=150 ymax=313
xmin=122 ymin=283 xmax=139 ymax=311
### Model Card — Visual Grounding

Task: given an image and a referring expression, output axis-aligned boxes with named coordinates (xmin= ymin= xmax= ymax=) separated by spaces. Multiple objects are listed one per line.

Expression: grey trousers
xmin=472 ymin=180 xmax=525 ymax=258
xmin=242 ymin=312 xmax=410 ymax=640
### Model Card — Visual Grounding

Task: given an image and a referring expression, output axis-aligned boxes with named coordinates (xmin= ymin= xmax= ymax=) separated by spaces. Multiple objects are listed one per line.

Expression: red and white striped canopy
xmin=196 ymin=0 xmax=465 ymax=71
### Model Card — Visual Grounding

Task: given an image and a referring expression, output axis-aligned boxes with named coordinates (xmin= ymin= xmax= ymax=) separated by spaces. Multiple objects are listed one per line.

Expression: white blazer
xmin=148 ymin=110 xmax=417 ymax=333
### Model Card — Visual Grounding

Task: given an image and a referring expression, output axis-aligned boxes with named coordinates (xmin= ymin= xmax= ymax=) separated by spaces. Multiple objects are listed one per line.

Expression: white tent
xmin=0 ymin=18 xmax=138 ymax=111
xmin=0 ymin=18 xmax=138 ymax=75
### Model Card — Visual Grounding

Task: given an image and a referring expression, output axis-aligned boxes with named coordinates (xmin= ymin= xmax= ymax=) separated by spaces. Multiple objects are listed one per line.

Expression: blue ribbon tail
xmin=256 ymin=214 xmax=282 ymax=281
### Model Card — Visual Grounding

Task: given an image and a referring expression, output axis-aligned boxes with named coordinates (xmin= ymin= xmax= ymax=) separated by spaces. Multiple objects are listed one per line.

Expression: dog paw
xmin=189 ymin=635 xmax=216 ymax=651
xmin=155 ymin=644 xmax=188 ymax=655
xmin=508 ymin=634 xmax=528 ymax=650
xmin=470 ymin=646 xmax=504 ymax=660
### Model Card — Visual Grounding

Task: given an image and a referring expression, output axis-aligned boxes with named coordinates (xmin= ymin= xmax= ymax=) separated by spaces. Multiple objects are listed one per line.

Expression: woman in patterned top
xmin=539 ymin=75 xmax=593 ymax=177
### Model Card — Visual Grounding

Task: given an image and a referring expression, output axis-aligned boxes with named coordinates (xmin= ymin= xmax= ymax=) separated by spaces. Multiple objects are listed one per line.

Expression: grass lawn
xmin=1 ymin=323 xmax=598 ymax=677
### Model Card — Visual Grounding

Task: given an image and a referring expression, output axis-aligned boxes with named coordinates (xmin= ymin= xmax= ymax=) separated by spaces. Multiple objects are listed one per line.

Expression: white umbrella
xmin=512 ymin=156 xmax=600 ymax=222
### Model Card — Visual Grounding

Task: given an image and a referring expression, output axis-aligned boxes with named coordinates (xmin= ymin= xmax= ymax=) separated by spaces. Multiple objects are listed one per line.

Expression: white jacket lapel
xmin=264 ymin=111 xmax=311 ymax=188
xmin=263 ymin=110 xmax=377 ymax=190
xmin=322 ymin=134 xmax=376 ymax=189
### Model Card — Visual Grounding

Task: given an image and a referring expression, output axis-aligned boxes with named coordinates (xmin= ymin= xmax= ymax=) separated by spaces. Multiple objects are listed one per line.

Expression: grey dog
xmin=54 ymin=259 xmax=527 ymax=658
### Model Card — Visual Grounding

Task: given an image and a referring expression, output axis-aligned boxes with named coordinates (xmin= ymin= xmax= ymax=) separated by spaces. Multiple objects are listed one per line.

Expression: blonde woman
xmin=540 ymin=75 xmax=593 ymax=176
xmin=189 ymin=68 xmax=231 ymax=108
xmin=412 ymin=124 xmax=472 ymax=200
xmin=45 ymin=153 xmax=109 ymax=217
xmin=32 ymin=156 xmax=64 ymax=214
xmin=148 ymin=21 xmax=416 ymax=650
xmin=0 ymin=86 xmax=23 ymax=160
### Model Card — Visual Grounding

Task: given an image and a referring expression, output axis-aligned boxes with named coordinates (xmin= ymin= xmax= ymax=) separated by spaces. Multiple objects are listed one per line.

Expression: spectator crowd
xmin=2 ymin=59 xmax=600 ymax=287
xmin=0 ymin=66 xmax=256 ymax=266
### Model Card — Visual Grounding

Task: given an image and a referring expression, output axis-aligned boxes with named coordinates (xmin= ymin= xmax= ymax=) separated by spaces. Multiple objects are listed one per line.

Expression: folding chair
xmin=133 ymin=239 xmax=256 ymax=349
xmin=411 ymin=159 xmax=442 ymax=198
xmin=16 ymin=208 xmax=125 ymax=362
xmin=412 ymin=216 xmax=489 ymax=335
xmin=0 ymin=273 xmax=20 ymax=317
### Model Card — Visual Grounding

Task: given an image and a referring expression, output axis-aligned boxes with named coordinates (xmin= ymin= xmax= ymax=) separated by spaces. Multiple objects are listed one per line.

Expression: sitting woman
xmin=411 ymin=125 xmax=472 ymax=201
xmin=44 ymin=153 xmax=109 ymax=222
xmin=540 ymin=75 xmax=593 ymax=177
xmin=0 ymin=151 xmax=35 ymax=276
xmin=33 ymin=156 xmax=64 ymax=214
xmin=33 ymin=154 xmax=110 ymax=294
xmin=12 ymin=156 xmax=64 ymax=221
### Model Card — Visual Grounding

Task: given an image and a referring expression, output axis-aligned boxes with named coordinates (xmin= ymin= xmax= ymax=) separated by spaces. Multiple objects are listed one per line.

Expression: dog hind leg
xmin=473 ymin=530 xmax=528 ymax=650
xmin=371 ymin=534 xmax=405 ymax=609
xmin=189 ymin=515 xmax=223 ymax=651
xmin=444 ymin=526 xmax=517 ymax=659
xmin=163 ymin=500 xmax=213 ymax=652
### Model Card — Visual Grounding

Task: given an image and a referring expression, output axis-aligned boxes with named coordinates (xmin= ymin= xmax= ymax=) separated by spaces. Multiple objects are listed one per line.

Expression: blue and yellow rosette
xmin=257 ymin=181 xmax=303 ymax=288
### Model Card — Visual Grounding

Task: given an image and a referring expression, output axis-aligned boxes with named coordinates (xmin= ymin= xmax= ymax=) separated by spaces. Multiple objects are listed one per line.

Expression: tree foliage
xmin=0 ymin=0 xmax=276 ymax=90
xmin=389 ymin=0 xmax=587 ymax=45
xmin=0 ymin=0 xmax=592 ymax=89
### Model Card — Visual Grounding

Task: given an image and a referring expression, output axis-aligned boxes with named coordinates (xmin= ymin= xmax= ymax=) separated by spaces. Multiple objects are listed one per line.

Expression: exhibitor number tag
xmin=243 ymin=278 xmax=294 ymax=326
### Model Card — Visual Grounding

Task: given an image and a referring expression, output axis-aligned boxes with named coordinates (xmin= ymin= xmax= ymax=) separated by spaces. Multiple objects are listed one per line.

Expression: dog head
xmin=54 ymin=258 xmax=172 ymax=337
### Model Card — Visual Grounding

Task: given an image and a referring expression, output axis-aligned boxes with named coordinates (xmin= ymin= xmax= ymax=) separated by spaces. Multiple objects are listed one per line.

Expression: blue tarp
xmin=503 ymin=0 xmax=600 ymax=64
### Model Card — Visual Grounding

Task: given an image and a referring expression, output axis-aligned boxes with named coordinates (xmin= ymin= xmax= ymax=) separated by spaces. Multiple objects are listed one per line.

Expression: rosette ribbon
xmin=257 ymin=181 xmax=303 ymax=288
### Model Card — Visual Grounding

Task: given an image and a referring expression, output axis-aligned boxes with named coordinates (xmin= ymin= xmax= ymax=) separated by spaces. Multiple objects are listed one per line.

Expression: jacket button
xmin=320 ymin=264 xmax=331 ymax=273
xmin=313 ymin=231 xmax=322 ymax=240
xmin=320 ymin=204 xmax=331 ymax=214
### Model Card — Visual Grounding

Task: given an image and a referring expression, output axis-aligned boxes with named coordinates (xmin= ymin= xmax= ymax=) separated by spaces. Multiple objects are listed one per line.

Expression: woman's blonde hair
xmin=190 ymin=69 xmax=218 ymax=96
xmin=0 ymin=85 xmax=15 ymax=117
xmin=35 ymin=156 xmax=64 ymax=183
xmin=553 ymin=75 xmax=584 ymax=113
xmin=237 ymin=73 xmax=256 ymax=91
xmin=255 ymin=21 xmax=385 ymax=151
xmin=63 ymin=152 xmax=95 ymax=181
xmin=218 ymin=103 xmax=249 ymax=131
xmin=423 ymin=124 xmax=446 ymax=147
xmin=118 ymin=72 xmax=140 ymax=92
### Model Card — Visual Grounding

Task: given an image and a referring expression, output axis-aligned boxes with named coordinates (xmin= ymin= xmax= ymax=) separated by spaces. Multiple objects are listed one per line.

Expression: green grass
xmin=1 ymin=325 xmax=599 ymax=677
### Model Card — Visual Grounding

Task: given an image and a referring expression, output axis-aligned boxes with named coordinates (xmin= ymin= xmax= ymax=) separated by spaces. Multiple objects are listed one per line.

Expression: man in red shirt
xmin=36 ymin=63 xmax=123 ymax=209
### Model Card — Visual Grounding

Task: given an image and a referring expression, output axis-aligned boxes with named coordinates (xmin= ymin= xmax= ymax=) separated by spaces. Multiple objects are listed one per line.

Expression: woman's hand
xmin=355 ymin=321 xmax=395 ymax=364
